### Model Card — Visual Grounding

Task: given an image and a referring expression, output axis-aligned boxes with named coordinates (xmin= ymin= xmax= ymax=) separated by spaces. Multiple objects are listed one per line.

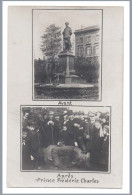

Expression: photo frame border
xmin=20 ymin=105 xmax=111 ymax=175
xmin=32 ymin=8 xmax=103 ymax=102
xmin=1 ymin=0 xmax=130 ymax=194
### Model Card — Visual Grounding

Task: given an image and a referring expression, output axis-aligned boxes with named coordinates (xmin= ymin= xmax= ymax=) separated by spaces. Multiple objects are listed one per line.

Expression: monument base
xmin=64 ymin=75 xmax=80 ymax=84
xmin=58 ymin=50 xmax=80 ymax=84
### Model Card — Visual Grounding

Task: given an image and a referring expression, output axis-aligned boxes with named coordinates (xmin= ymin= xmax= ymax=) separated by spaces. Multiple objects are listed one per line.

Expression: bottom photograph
xmin=21 ymin=106 xmax=111 ymax=172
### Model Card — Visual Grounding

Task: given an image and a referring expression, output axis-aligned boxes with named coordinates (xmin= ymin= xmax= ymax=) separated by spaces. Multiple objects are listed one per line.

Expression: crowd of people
xmin=22 ymin=108 xmax=110 ymax=171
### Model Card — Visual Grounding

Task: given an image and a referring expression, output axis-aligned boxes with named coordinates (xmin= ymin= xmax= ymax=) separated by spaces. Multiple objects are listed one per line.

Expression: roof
xmin=74 ymin=25 xmax=100 ymax=34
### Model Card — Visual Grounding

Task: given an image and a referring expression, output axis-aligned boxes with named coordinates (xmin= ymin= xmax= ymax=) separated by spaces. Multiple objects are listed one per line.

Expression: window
xmin=86 ymin=36 xmax=91 ymax=42
xmin=80 ymin=37 xmax=83 ymax=43
xmin=94 ymin=45 xmax=99 ymax=55
xmin=95 ymin=35 xmax=99 ymax=41
xmin=76 ymin=37 xmax=83 ymax=44
xmin=86 ymin=46 xmax=92 ymax=56
xmin=79 ymin=46 xmax=84 ymax=57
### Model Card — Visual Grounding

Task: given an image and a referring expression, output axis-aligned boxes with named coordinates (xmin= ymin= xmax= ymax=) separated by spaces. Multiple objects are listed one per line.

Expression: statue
xmin=62 ymin=22 xmax=72 ymax=51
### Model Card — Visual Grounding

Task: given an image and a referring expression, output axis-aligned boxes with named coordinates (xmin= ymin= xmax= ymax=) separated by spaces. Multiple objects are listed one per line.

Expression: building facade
xmin=74 ymin=25 xmax=101 ymax=59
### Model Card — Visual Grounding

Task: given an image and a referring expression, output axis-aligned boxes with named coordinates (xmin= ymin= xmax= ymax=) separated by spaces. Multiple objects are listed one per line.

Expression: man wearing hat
xmin=35 ymin=113 xmax=48 ymax=148
xmin=99 ymin=125 xmax=109 ymax=171
xmin=60 ymin=110 xmax=69 ymax=127
xmin=45 ymin=111 xmax=59 ymax=146
xmin=63 ymin=22 xmax=72 ymax=51
xmin=25 ymin=122 xmax=41 ymax=170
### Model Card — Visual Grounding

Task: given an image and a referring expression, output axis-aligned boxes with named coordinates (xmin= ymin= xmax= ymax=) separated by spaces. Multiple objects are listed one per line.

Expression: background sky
xmin=33 ymin=9 xmax=102 ymax=59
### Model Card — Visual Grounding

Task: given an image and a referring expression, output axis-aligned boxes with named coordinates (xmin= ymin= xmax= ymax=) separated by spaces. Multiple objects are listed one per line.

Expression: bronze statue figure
xmin=63 ymin=22 xmax=72 ymax=51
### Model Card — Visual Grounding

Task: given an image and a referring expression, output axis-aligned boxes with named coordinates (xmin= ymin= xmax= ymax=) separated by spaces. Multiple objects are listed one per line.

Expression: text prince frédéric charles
xmin=35 ymin=173 xmax=99 ymax=184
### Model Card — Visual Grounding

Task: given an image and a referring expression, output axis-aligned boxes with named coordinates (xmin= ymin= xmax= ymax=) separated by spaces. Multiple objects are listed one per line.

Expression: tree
xmin=74 ymin=57 xmax=100 ymax=83
xmin=41 ymin=24 xmax=62 ymax=59
xmin=41 ymin=24 xmax=62 ymax=83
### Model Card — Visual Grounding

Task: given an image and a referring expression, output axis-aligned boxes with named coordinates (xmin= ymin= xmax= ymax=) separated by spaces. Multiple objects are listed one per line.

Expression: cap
xmin=54 ymin=113 xmax=60 ymax=117
xmin=48 ymin=111 xmax=54 ymax=115
xmin=62 ymin=110 xmax=68 ymax=116
xmin=88 ymin=112 xmax=96 ymax=117
xmin=103 ymin=125 xmax=109 ymax=133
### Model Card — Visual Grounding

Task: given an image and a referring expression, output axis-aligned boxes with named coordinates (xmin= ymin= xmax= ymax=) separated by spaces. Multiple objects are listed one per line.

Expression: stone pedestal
xmin=58 ymin=50 xmax=80 ymax=84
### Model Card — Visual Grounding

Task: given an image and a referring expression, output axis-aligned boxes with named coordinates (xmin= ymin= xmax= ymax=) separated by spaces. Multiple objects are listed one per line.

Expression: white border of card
xmin=2 ymin=1 xmax=130 ymax=194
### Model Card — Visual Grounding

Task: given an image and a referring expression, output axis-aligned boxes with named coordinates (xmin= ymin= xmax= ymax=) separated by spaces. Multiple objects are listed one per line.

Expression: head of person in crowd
xmin=101 ymin=117 xmax=107 ymax=124
xmin=38 ymin=113 xmax=43 ymax=121
xmin=73 ymin=122 xmax=80 ymax=128
xmin=84 ymin=118 xmax=88 ymax=123
xmin=54 ymin=113 xmax=60 ymax=121
xmin=79 ymin=115 xmax=85 ymax=121
xmin=22 ymin=131 xmax=28 ymax=139
xmin=23 ymin=112 xmax=29 ymax=120
xmin=96 ymin=111 xmax=102 ymax=118
xmin=95 ymin=120 xmax=102 ymax=130
xmin=42 ymin=112 xmax=47 ymax=120
xmin=103 ymin=125 xmax=109 ymax=136
xmin=48 ymin=111 xmax=54 ymax=120
xmin=62 ymin=110 xmax=69 ymax=121
xmin=83 ymin=114 xmax=89 ymax=122
xmin=79 ymin=125 xmax=83 ymax=131
xmin=75 ymin=114 xmax=80 ymax=119
xmin=100 ymin=113 xmax=109 ymax=124
xmin=78 ymin=111 xmax=84 ymax=121
xmin=68 ymin=110 xmax=74 ymax=120
xmin=62 ymin=125 xmax=67 ymax=131
xmin=88 ymin=112 xmax=96 ymax=124
xmin=104 ymin=114 xmax=109 ymax=124
xmin=28 ymin=124 xmax=36 ymax=132
xmin=69 ymin=114 xmax=74 ymax=121
xmin=65 ymin=21 xmax=69 ymax=27
xmin=30 ymin=108 xmax=34 ymax=114
xmin=90 ymin=117 xmax=96 ymax=124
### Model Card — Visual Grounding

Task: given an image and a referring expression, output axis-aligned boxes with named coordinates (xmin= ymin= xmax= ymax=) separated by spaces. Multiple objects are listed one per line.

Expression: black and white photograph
xmin=33 ymin=9 xmax=102 ymax=100
xmin=6 ymin=5 xmax=124 ymax=189
xmin=21 ymin=106 xmax=110 ymax=172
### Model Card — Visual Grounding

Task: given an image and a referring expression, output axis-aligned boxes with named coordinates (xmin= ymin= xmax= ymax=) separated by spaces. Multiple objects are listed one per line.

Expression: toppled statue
xmin=63 ymin=22 xmax=72 ymax=51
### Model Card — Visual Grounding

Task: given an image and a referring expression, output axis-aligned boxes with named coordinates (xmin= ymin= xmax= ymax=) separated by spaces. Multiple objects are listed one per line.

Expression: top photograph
xmin=33 ymin=9 xmax=103 ymax=100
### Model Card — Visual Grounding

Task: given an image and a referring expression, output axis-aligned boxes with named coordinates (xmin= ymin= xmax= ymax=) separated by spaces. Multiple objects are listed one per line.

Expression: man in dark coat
xmin=100 ymin=125 xmax=109 ymax=171
xmin=72 ymin=122 xmax=86 ymax=153
xmin=35 ymin=113 xmax=48 ymax=147
xmin=90 ymin=121 xmax=104 ymax=169
xmin=54 ymin=113 xmax=61 ymax=133
xmin=83 ymin=118 xmax=93 ymax=152
xmin=64 ymin=114 xmax=75 ymax=141
xmin=59 ymin=125 xmax=74 ymax=146
xmin=22 ymin=112 xmax=31 ymax=132
xmin=45 ymin=111 xmax=59 ymax=146
xmin=22 ymin=111 xmax=33 ymax=170
xmin=26 ymin=124 xmax=41 ymax=170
